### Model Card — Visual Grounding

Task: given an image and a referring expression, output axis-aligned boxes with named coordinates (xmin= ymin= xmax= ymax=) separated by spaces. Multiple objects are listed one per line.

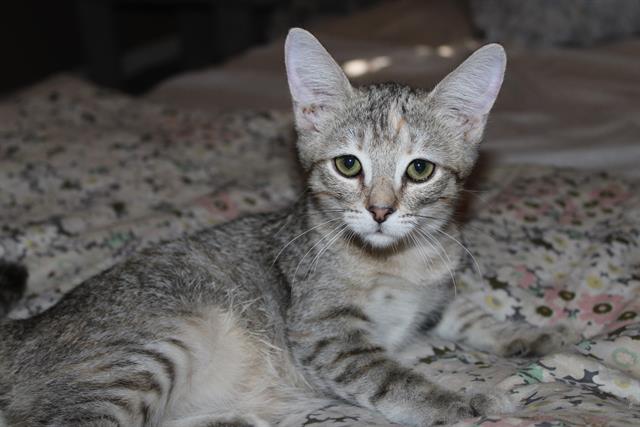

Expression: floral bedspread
xmin=1 ymin=77 xmax=639 ymax=426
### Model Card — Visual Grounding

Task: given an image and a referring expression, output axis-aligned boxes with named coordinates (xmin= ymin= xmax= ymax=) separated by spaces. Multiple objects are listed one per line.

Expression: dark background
xmin=0 ymin=0 xmax=382 ymax=96
xmin=1 ymin=1 xmax=84 ymax=95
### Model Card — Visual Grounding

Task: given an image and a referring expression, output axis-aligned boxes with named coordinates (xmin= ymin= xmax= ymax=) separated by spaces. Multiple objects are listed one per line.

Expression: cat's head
xmin=285 ymin=28 xmax=505 ymax=249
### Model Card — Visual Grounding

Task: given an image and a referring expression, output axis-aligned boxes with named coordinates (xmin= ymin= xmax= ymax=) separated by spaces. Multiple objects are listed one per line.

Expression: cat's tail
xmin=0 ymin=261 xmax=27 ymax=318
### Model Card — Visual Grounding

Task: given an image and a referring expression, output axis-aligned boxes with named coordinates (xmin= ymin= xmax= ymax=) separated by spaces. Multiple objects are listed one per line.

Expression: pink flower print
xmin=571 ymin=413 xmax=611 ymax=427
xmin=577 ymin=292 xmax=627 ymax=327
xmin=492 ymin=193 xmax=522 ymax=217
xmin=496 ymin=192 xmax=551 ymax=223
xmin=558 ymin=198 xmax=580 ymax=226
xmin=589 ymin=184 xmax=632 ymax=209
xmin=541 ymin=288 xmax=571 ymax=324
xmin=496 ymin=265 xmax=537 ymax=289
xmin=605 ymin=300 xmax=640 ymax=332
xmin=515 ymin=265 xmax=537 ymax=289
xmin=211 ymin=192 xmax=239 ymax=220
xmin=195 ymin=192 xmax=239 ymax=221
xmin=520 ymin=288 xmax=567 ymax=326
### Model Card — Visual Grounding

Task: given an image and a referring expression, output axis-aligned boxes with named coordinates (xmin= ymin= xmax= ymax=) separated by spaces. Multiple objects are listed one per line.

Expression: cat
xmin=0 ymin=28 xmax=571 ymax=427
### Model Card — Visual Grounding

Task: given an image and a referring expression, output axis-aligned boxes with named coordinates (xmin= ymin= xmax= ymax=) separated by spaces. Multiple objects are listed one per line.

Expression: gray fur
xmin=0 ymin=29 xmax=513 ymax=426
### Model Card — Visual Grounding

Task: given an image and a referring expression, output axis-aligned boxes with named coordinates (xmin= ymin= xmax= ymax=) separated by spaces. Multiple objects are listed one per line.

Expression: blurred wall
xmin=0 ymin=1 xmax=84 ymax=95
xmin=0 ymin=0 xmax=381 ymax=95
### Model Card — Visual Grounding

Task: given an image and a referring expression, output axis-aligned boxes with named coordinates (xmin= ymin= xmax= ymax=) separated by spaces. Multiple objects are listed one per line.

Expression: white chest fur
xmin=362 ymin=275 xmax=436 ymax=350
xmin=347 ymin=245 xmax=455 ymax=351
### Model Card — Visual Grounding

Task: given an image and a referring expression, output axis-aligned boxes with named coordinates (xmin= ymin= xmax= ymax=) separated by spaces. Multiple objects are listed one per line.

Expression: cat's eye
xmin=406 ymin=159 xmax=435 ymax=182
xmin=334 ymin=155 xmax=362 ymax=178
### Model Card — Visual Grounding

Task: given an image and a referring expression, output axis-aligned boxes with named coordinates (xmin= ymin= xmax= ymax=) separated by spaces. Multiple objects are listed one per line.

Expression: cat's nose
xmin=368 ymin=206 xmax=395 ymax=223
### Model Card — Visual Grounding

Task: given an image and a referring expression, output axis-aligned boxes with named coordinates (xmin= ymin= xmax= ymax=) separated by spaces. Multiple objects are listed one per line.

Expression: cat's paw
xmin=428 ymin=391 xmax=515 ymax=425
xmin=428 ymin=399 xmax=476 ymax=426
xmin=499 ymin=324 xmax=580 ymax=358
xmin=469 ymin=390 xmax=517 ymax=416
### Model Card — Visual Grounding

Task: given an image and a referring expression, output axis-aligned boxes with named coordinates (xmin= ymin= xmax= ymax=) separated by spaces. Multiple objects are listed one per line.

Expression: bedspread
xmin=1 ymin=77 xmax=640 ymax=426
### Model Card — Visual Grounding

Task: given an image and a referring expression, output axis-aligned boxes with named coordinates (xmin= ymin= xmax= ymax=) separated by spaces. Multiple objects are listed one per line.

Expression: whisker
xmin=271 ymin=217 xmax=341 ymax=265
xmin=412 ymin=231 xmax=441 ymax=281
xmin=403 ymin=213 xmax=497 ymax=244
xmin=459 ymin=188 xmax=490 ymax=195
xmin=403 ymin=213 xmax=450 ymax=223
xmin=274 ymin=188 xmax=312 ymax=236
xmin=314 ymin=208 xmax=348 ymax=213
xmin=302 ymin=223 xmax=346 ymax=278
xmin=293 ymin=222 xmax=345 ymax=282
xmin=409 ymin=233 xmax=434 ymax=274
xmin=459 ymin=188 xmax=491 ymax=203
xmin=414 ymin=228 xmax=458 ymax=297
xmin=427 ymin=226 xmax=483 ymax=277
xmin=309 ymin=224 xmax=349 ymax=275
xmin=347 ymin=229 xmax=356 ymax=246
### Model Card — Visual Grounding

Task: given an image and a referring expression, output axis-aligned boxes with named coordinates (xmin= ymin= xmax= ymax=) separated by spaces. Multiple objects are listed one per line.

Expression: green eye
xmin=334 ymin=155 xmax=362 ymax=178
xmin=406 ymin=159 xmax=435 ymax=182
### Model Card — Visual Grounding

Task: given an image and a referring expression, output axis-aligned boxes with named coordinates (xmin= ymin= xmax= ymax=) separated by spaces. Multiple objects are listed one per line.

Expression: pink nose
xmin=368 ymin=206 xmax=395 ymax=223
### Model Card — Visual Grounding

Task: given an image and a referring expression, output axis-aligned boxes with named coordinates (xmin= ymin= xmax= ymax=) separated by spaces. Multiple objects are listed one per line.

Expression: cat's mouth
xmin=364 ymin=231 xmax=397 ymax=248
xmin=361 ymin=224 xmax=403 ymax=248
xmin=344 ymin=214 xmax=409 ymax=248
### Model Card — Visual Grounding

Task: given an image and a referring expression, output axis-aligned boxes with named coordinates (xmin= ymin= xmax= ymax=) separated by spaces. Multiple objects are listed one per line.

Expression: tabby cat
xmin=0 ymin=29 xmax=569 ymax=427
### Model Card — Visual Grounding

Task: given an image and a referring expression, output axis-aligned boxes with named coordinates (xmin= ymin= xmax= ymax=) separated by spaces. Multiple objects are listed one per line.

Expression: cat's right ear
xmin=428 ymin=44 xmax=506 ymax=145
xmin=285 ymin=28 xmax=352 ymax=132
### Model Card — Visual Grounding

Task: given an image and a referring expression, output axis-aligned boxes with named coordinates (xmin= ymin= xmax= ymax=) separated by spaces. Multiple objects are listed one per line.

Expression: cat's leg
xmin=287 ymin=296 xmax=512 ymax=427
xmin=2 ymin=308 xmax=276 ymax=427
xmin=45 ymin=414 xmax=121 ymax=427
xmin=11 ymin=338 xmax=189 ymax=427
xmin=435 ymin=294 xmax=580 ymax=357
xmin=163 ymin=413 xmax=270 ymax=427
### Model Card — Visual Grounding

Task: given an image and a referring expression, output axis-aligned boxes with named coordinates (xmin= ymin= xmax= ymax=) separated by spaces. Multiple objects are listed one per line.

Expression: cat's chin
xmin=363 ymin=232 xmax=399 ymax=249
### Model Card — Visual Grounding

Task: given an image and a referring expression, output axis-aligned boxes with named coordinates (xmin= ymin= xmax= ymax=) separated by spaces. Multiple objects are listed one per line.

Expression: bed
xmin=2 ymin=1 xmax=640 ymax=426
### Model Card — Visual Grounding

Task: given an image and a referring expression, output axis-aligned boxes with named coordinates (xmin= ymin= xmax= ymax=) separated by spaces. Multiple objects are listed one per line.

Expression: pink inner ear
xmin=287 ymin=62 xmax=315 ymax=106
xmin=287 ymin=58 xmax=327 ymax=131
xmin=285 ymin=30 xmax=353 ymax=132
xmin=479 ymin=72 xmax=504 ymax=115
xmin=430 ymin=45 xmax=505 ymax=123
xmin=462 ymin=114 xmax=483 ymax=143
xmin=295 ymin=103 xmax=321 ymax=132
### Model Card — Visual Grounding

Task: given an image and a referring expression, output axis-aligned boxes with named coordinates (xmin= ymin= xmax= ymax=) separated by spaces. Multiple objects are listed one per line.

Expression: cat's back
xmin=2 ymin=211 xmax=291 ymax=359
xmin=0 ymin=211 xmax=305 ymax=426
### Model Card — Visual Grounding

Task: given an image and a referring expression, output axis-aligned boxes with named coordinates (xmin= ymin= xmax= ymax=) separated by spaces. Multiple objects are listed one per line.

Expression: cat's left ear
xmin=428 ymin=44 xmax=506 ymax=144
xmin=285 ymin=28 xmax=353 ymax=132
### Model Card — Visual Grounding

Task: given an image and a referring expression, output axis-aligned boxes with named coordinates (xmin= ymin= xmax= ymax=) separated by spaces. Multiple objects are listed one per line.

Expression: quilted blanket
xmin=1 ymin=77 xmax=640 ymax=426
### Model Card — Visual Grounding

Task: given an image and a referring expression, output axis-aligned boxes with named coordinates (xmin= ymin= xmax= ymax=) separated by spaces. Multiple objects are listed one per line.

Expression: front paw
xmin=469 ymin=391 xmax=517 ymax=416
xmin=500 ymin=324 xmax=580 ymax=357
xmin=384 ymin=389 xmax=515 ymax=426
xmin=430 ymin=396 xmax=476 ymax=425
xmin=426 ymin=390 xmax=513 ymax=426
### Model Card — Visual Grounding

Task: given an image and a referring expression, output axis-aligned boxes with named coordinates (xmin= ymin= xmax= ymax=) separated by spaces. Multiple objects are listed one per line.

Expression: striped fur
xmin=436 ymin=295 xmax=581 ymax=357
xmin=0 ymin=29 xmax=514 ymax=426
